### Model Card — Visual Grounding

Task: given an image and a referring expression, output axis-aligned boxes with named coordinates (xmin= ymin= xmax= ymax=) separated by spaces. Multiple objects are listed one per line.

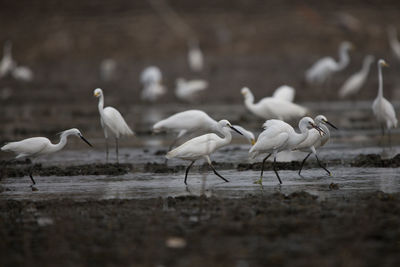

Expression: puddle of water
xmin=1 ymin=167 xmax=399 ymax=201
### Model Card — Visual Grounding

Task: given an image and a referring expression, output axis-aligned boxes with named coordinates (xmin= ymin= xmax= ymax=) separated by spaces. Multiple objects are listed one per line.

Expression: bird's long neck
xmin=217 ymin=127 xmax=233 ymax=148
xmin=98 ymin=94 xmax=105 ymax=115
xmin=289 ymin=127 xmax=309 ymax=148
xmin=337 ymin=47 xmax=349 ymax=70
xmin=47 ymin=133 xmax=69 ymax=154
xmin=244 ymin=92 xmax=255 ymax=111
xmin=378 ymin=64 xmax=383 ymax=99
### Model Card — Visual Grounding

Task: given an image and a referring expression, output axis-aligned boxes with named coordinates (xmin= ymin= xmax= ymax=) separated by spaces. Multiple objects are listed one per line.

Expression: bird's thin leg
xmin=388 ymin=129 xmax=392 ymax=149
xmin=28 ymin=162 xmax=36 ymax=185
xmin=184 ymin=161 xmax=195 ymax=185
xmin=298 ymin=152 xmax=312 ymax=177
xmin=380 ymin=125 xmax=385 ymax=146
xmin=205 ymin=156 xmax=228 ymax=183
xmin=254 ymin=154 xmax=271 ymax=185
xmin=115 ymin=138 xmax=119 ymax=163
xmin=273 ymin=155 xmax=282 ymax=184
xmin=315 ymin=154 xmax=331 ymax=176
xmin=105 ymin=137 xmax=109 ymax=162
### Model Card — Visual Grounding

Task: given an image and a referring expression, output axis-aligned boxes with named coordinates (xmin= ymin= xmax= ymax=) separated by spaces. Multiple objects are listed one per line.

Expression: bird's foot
xmin=253 ymin=179 xmax=263 ymax=185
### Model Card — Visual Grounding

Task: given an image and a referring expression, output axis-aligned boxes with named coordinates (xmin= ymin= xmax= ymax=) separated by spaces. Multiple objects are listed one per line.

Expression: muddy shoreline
xmin=1 ymin=191 xmax=399 ymax=267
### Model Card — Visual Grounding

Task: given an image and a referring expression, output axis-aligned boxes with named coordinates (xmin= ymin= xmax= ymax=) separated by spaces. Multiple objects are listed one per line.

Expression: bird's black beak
xmin=229 ymin=125 xmax=243 ymax=135
xmin=311 ymin=123 xmax=325 ymax=136
xmin=79 ymin=134 xmax=93 ymax=147
xmin=324 ymin=120 xmax=338 ymax=130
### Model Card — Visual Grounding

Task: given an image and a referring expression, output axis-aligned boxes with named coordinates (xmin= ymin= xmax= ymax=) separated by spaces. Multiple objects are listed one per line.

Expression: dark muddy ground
xmin=1 ymin=192 xmax=400 ymax=267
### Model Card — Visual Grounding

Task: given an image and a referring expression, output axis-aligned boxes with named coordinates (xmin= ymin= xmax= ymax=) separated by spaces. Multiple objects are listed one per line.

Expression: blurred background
xmin=0 ymin=0 xmax=399 ymax=146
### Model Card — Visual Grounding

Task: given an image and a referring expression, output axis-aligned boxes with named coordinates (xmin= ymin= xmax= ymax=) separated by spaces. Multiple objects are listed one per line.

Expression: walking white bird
xmin=140 ymin=66 xmax=166 ymax=102
xmin=272 ymin=85 xmax=295 ymax=102
xmin=293 ymin=115 xmax=337 ymax=176
xmin=94 ymin=88 xmax=134 ymax=162
xmin=0 ymin=41 xmax=16 ymax=79
xmin=372 ymin=59 xmax=398 ymax=145
xmin=166 ymin=119 xmax=243 ymax=184
xmin=249 ymin=117 xmax=323 ymax=185
xmin=175 ymin=78 xmax=208 ymax=102
xmin=305 ymin=41 xmax=353 ymax=85
xmin=387 ymin=26 xmax=400 ymax=60
xmin=241 ymin=87 xmax=308 ymax=121
xmin=1 ymin=128 xmax=92 ymax=186
xmin=187 ymin=39 xmax=204 ymax=72
xmin=339 ymin=55 xmax=374 ymax=98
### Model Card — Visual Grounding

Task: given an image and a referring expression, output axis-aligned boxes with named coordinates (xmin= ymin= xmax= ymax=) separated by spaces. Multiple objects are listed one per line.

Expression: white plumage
xmin=249 ymin=117 xmax=322 ymax=185
xmin=0 ymin=41 xmax=16 ymax=78
xmin=12 ymin=65 xmax=34 ymax=82
xmin=94 ymin=88 xmax=134 ymax=162
xmin=305 ymin=41 xmax=353 ymax=85
xmin=175 ymin=78 xmax=208 ymax=102
xmin=232 ymin=125 xmax=255 ymax=145
xmin=272 ymin=85 xmax=295 ymax=102
xmin=140 ymin=66 xmax=166 ymax=102
xmin=187 ymin=40 xmax=203 ymax=72
xmin=387 ymin=26 xmax=400 ymax=61
xmin=241 ymin=87 xmax=308 ymax=121
xmin=339 ymin=55 xmax=374 ymax=98
xmin=372 ymin=59 xmax=398 ymax=144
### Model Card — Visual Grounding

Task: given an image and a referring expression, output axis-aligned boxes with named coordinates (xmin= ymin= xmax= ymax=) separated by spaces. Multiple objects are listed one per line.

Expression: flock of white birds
xmin=1 ymin=25 xmax=399 ymax=189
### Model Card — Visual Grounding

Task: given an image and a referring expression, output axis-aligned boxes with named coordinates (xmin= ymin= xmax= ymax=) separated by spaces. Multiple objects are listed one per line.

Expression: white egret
xmin=94 ymin=88 xmax=134 ymax=162
xmin=100 ymin=58 xmax=117 ymax=81
xmin=232 ymin=125 xmax=255 ymax=145
xmin=140 ymin=66 xmax=166 ymax=102
xmin=305 ymin=41 xmax=353 ymax=85
xmin=387 ymin=26 xmax=400 ymax=60
xmin=175 ymin=78 xmax=208 ymax=102
xmin=1 ymin=128 xmax=92 ymax=186
xmin=241 ymin=87 xmax=308 ymax=121
xmin=166 ymin=120 xmax=243 ymax=184
xmin=12 ymin=65 xmax=34 ymax=82
xmin=0 ymin=41 xmax=16 ymax=79
xmin=372 ymin=59 xmax=398 ymax=145
xmin=272 ymin=85 xmax=295 ymax=102
xmin=294 ymin=115 xmax=337 ymax=176
xmin=339 ymin=55 xmax=374 ymax=98
xmin=187 ymin=39 xmax=204 ymax=72
xmin=249 ymin=117 xmax=323 ymax=185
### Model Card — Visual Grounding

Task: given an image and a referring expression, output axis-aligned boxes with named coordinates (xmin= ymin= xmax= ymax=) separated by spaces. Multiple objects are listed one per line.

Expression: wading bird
xmin=166 ymin=120 xmax=242 ymax=184
xmin=372 ymin=59 xmax=398 ymax=146
xmin=0 ymin=41 xmax=16 ymax=78
xmin=339 ymin=55 xmax=374 ymax=99
xmin=94 ymin=88 xmax=134 ymax=162
xmin=387 ymin=26 xmax=400 ymax=61
xmin=1 ymin=128 xmax=92 ymax=187
xmin=241 ymin=87 xmax=308 ymax=121
xmin=175 ymin=78 xmax=208 ymax=102
xmin=305 ymin=41 xmax=353 ymax=85
xmin=272 ymin=85 xmax=295 ymax=102
xmin=249 ymin=117 xmax=323 ymax=185
xmin=294 ymin=115 xmax=337 ymax=176
xmin=140 ymin=66 xmax=166 ymax=102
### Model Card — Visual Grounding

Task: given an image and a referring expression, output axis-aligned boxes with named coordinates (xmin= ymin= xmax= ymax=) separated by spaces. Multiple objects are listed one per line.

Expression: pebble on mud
xmin=165 ymin=237 xmax=187 ymax=249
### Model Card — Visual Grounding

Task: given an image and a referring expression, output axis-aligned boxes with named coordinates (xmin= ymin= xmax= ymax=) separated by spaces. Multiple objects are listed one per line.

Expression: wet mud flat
xmin=1 ymin=191 xmax=400 ymax=267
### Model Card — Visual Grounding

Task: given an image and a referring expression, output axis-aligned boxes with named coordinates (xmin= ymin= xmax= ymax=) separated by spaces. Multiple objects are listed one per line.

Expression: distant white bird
xmin=140 ymin=66 xmax=166 ymax=102
xmin=372 ymin=59 xmax=398 ymax=145
xmin=387 ymin=26 xmax=400 ymax=60
xmin=294 ymin=115 xmax=337 ymax=176
xmin=12 ymin=65 xmax=34 ymax=82
xmin=339 ymin=55 xmax=374 ymax=98
xmin=249 ymin=117 xmax=323 ymax=185
xmin=0 ymin=41 xmax=16 ymax=79
xmin=175 ymin=78 xmax=208 ymax=102
xmin=241 ymin=87 xmax=308 ymax=121
xmin=166 ymin=119 xmax=242 ymax=184
xmin=232 ymin=125 xmax=255 ymax=145
xmin=272 ymin=85 xmax=295 ymax=102
xmin=1 ymin=128 xmax=92 ymax=186
xmin=100 ymin=58 xmax=117 ymax=81
xmin=94 ymin=88 xmax=134 ymax=162
xmin=305 ymin=41 xmax=353 ymax=85
xmin=187 ymin=39 xmax=204 ymax=72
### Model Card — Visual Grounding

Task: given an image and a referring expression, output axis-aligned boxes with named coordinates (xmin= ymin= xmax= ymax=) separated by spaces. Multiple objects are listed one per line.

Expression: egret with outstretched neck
xmin=294 ymin=115 xmax=337 ymax=176
xmin=1 ymin=128 xmax=92 ymax=187
xmin=166 ymin=120 xmax=243 ymax=185
xmin=249 ymin=117 xmax=323 ymax=185
xmin=94 ymin=88 xmax=134 ymax=162
xmin=372 ymin=59 xmax=398 ymax=146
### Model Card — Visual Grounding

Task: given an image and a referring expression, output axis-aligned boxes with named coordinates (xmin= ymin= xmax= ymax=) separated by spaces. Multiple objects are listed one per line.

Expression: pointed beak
xmin=324 ymin=120 xmax=338 ymax=130
xmin=311 ymin=123 xmax=325 ymax=136
xmin=251 ymin=139 xmax=256 ymax=146
xmin=382 ymin=62 xmax=390 ymax=67
xmin=79 ymin=134 xmax=93 ymax=147
xmin=229 ymin=125 xmax=243 ymax=135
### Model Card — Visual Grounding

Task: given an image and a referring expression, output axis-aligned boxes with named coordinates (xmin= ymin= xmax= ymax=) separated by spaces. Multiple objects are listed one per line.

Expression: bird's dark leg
xmin=28 ymin=162 xmax=36 ymax=185
xmin=209 ymin=163 xmax=229 ymax=183
xmin=380 ymin=125 xmax=385 ymax=146
xmin=184 ymin=161 xmax=195 ymax=185
xmin=254 ymin=154 xmax=271 ymax=185
xmin=315 ymin=154 xmax=331 ymax=176
xmin=273 ymin=155 xmax=282 ymax=184
xmin=388 ymin=129 xmax=392 ymax=149
xmin=105 ymin=137 xmax=109 ymax=162
xmin=115 ymin=138 xmax=119 ymax=163
xmin=298 ymin=152 xmax=312 ymax=177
